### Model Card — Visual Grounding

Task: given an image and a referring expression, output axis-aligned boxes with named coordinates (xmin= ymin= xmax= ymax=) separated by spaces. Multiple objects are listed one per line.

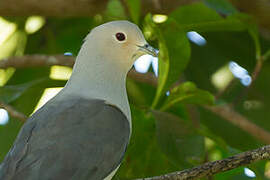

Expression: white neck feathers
xmin=61 ymin=40 xmax=131 ymax=122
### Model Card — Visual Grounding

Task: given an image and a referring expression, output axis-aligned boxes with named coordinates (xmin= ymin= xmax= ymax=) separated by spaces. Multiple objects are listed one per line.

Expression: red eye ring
xmin=115 ymin=32 xmax=126 ymax=41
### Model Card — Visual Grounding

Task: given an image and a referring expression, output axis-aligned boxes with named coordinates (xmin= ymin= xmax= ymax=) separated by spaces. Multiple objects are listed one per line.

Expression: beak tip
xmin=154 ymin=49 xmax=159 ymax=57
xmin=137 ymin=44 xmax=159 ymax=58
xmin=145 ymin=44 xmax=159 ymax=57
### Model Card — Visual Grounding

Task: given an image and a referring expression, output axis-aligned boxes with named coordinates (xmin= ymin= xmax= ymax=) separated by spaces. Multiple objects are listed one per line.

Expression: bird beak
xmin=137 ymin=44 xmax=159 ymax=57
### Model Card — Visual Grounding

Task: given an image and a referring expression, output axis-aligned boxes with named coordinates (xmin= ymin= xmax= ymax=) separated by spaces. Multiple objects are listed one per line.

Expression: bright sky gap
xmin=244 ymin=168 xmax=256 ymax=178
xmin=134 ymin=55 xmax=158 ymax=76
xmin=187 ymin=31 xmax=207 ymax=46
xmin=229 ymin=61 xmax=252 ymax=86
xmin=0 ymin=108 xmax=9 ymax=125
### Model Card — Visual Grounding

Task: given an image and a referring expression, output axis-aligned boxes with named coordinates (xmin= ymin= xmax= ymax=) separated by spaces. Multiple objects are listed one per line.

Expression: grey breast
xmin=0 ymin=96 xmax=130 ymax=180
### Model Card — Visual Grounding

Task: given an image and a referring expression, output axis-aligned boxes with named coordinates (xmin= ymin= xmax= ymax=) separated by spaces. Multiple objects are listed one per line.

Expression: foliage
xmin=0 ymin=0 xmax=270 ymax=179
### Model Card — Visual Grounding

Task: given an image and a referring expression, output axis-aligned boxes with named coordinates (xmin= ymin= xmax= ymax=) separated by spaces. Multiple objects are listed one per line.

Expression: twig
xmin=233 ymin=54 xmax=263 ymax=105
xmin=0 ymin=55 xmax=158 ymax=87
xmin=0 ymin=102 xmax=27 ymax=122
xmin=0 ymin=0 xmax=194 ymax=17
xmin=0 ymin=54 xmax=75 ymax=68
xmin=205 ymin=104 xmax=270 ymax=144
xmin=135 ymin=145 xmax=270 ymax=180
xmin=215 ymin=79 xmax=236 ymax=99
xmin=263 ymin=49 xmax=270 ymax=61
xmin=216 ymin=49 xmax=269 ymax=100
xmin=251 ymin=56 xmax=263 ymax=82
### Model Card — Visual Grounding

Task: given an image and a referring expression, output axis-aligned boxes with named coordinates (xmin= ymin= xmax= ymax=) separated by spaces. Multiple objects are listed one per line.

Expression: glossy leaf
xmin=144 ymin=15 xmax=191 ymax=108
xmin=170 ymin=3 xmax=246 ymax=32
xmin=0 ymin=79 xmax=45 ymax=103
xmin=126 ymin=0 xmax=141 ymax=24
xmin=162 ymin=82 xmax=215 ymax=111
xmin=203 ymin=0 xmax=238 ymax=15
xmin=115 ymin=106 xmax=178 ymax=179
xmin=105 ymin=0 xmax=126 ymax=20
xmin=152 ymin=110 xmax=205 ymax=168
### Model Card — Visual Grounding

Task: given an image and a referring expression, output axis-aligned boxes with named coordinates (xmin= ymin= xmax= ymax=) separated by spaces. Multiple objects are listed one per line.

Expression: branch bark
xmin=205 ymin=105 xmax=270 ymax=144
xmin=0 ymin=0 xmax=196 ymax=17
xmin=0 ymin=54 xmax=158 ymax=86
xmin=135 ymin=145 xmax=270 ymax=180
xmin=0 ymin=54 xmax=75 ymax=68
xmin=0 ymin=102 xmax=27 ymax=122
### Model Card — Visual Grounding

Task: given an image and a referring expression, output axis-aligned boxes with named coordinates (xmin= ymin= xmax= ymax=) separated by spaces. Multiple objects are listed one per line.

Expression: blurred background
xmin=0 ymin=0 xmax=270 ymax=179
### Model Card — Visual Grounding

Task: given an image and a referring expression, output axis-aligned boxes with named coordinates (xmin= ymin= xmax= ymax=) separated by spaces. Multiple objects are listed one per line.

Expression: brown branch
xmin=251 ymin=57 xmax=263 ymax=82
xmin=135 ymin=145 xmax=270 ymax=180
xmin=205 ymin=105 xmax=270 ymax=144
xmin=263 ymin=49 xmax=270 ymax=61
xmin=0 ymin=102 xmax=27 ymax=122
xmin=233 ymin=54 xmax=264 ymax=105
xmin=0 ymin=54 xmax=75 ymax=68
xmin=0 ymin=54 xmax=158 ymax=86
xmin=0 ymin=0 xmax=197 ymax=17
xmin=216 ymin=56 xmax=263 ymax=100
xmin=128 ymin=69 xmax=157 ymax=87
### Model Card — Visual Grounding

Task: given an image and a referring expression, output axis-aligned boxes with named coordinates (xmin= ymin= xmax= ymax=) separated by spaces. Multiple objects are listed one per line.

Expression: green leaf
xmin=115 ymin=106 xmax=178 ymax=179
xmin=105 ymin=0 xmax=126 ymax=20
xmin=161 ymin=82 xmax=215 ymax=111
xmin=144 ymin=15 xmax=191 ymax=109
xmin=230 ymin=13 xmax=261 ymax=60
xmin=263 ymin=49 xmax=270 ymax=62
xmin=249 ymin=161 xmax=270 ymax=180
xmin=29 ymin=18 xmax=96 ymax=55
xmin=152 ymin=110 xmax=205 ymax=168
xmin=0 ymin=67 xmax=65 ymax=161
xmin=0 ymin=79 xmax=45 ymax=104
xmin=170 ymin=2 xmax=222 ymax=25
xmin=152 ymin=35 xmax=169 ymax=108
xmin=126 ymin=0 xmax=141 ymax=24
xmin=203 ymin=0 xmax=238 ymax=15
xmin=214 ymin=166 xmax=251 ymax=180
xmin=169 ymin=3 xmax=246 ymax=32
xmin=144 ymin=14 xmax=168 ymax=109
xmin=127 ymin=78 xmax=156 ymax=108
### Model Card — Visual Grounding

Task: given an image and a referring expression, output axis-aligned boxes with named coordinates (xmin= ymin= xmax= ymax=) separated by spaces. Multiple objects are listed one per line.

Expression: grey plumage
xmin=0 ymin=96 xmax=130 ymax=180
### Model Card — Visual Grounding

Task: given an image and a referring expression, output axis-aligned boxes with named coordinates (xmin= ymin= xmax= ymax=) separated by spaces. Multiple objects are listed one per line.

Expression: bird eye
xmin=115 ymin=32 xmax=126 ymax=41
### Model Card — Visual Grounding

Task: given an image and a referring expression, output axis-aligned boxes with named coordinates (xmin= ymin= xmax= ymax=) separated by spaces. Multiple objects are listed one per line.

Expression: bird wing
xmin=0 ymin=96 xmax=130 ymax=180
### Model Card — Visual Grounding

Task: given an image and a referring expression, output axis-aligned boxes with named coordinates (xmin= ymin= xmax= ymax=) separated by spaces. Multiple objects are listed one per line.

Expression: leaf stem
xmin=160 ymin=95 xmax=194 ymax=111
xmin=263 ymin=49 xmax=270 ymax=62
xmin=0 ymin=101 xmax=27 ymax=122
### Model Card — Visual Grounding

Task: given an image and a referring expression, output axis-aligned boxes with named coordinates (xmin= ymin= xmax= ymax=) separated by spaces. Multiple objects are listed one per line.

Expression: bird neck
xmin=62 ymin=47 xmax=131 ymax=122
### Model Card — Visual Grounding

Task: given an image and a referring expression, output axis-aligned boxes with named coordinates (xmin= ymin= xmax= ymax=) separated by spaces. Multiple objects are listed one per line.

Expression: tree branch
xmin=0 ymin=102 xmax=27 ymax=122
xmin=205 ymin=105 xmax=270 ymax=144
xmin=0 ymin=54 xmax=75 ymax=68
xmin=0 ymin=54 xmax=158 ymax=86
xmin=0 ymin=0 xmax=197 ymax=17
xmin=135 ymin=145 xmax=270 ymax=180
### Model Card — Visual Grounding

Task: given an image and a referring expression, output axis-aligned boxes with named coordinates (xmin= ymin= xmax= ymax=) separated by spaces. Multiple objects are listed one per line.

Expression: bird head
xmin=83 ymin=20 xmax=158 ymax=71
